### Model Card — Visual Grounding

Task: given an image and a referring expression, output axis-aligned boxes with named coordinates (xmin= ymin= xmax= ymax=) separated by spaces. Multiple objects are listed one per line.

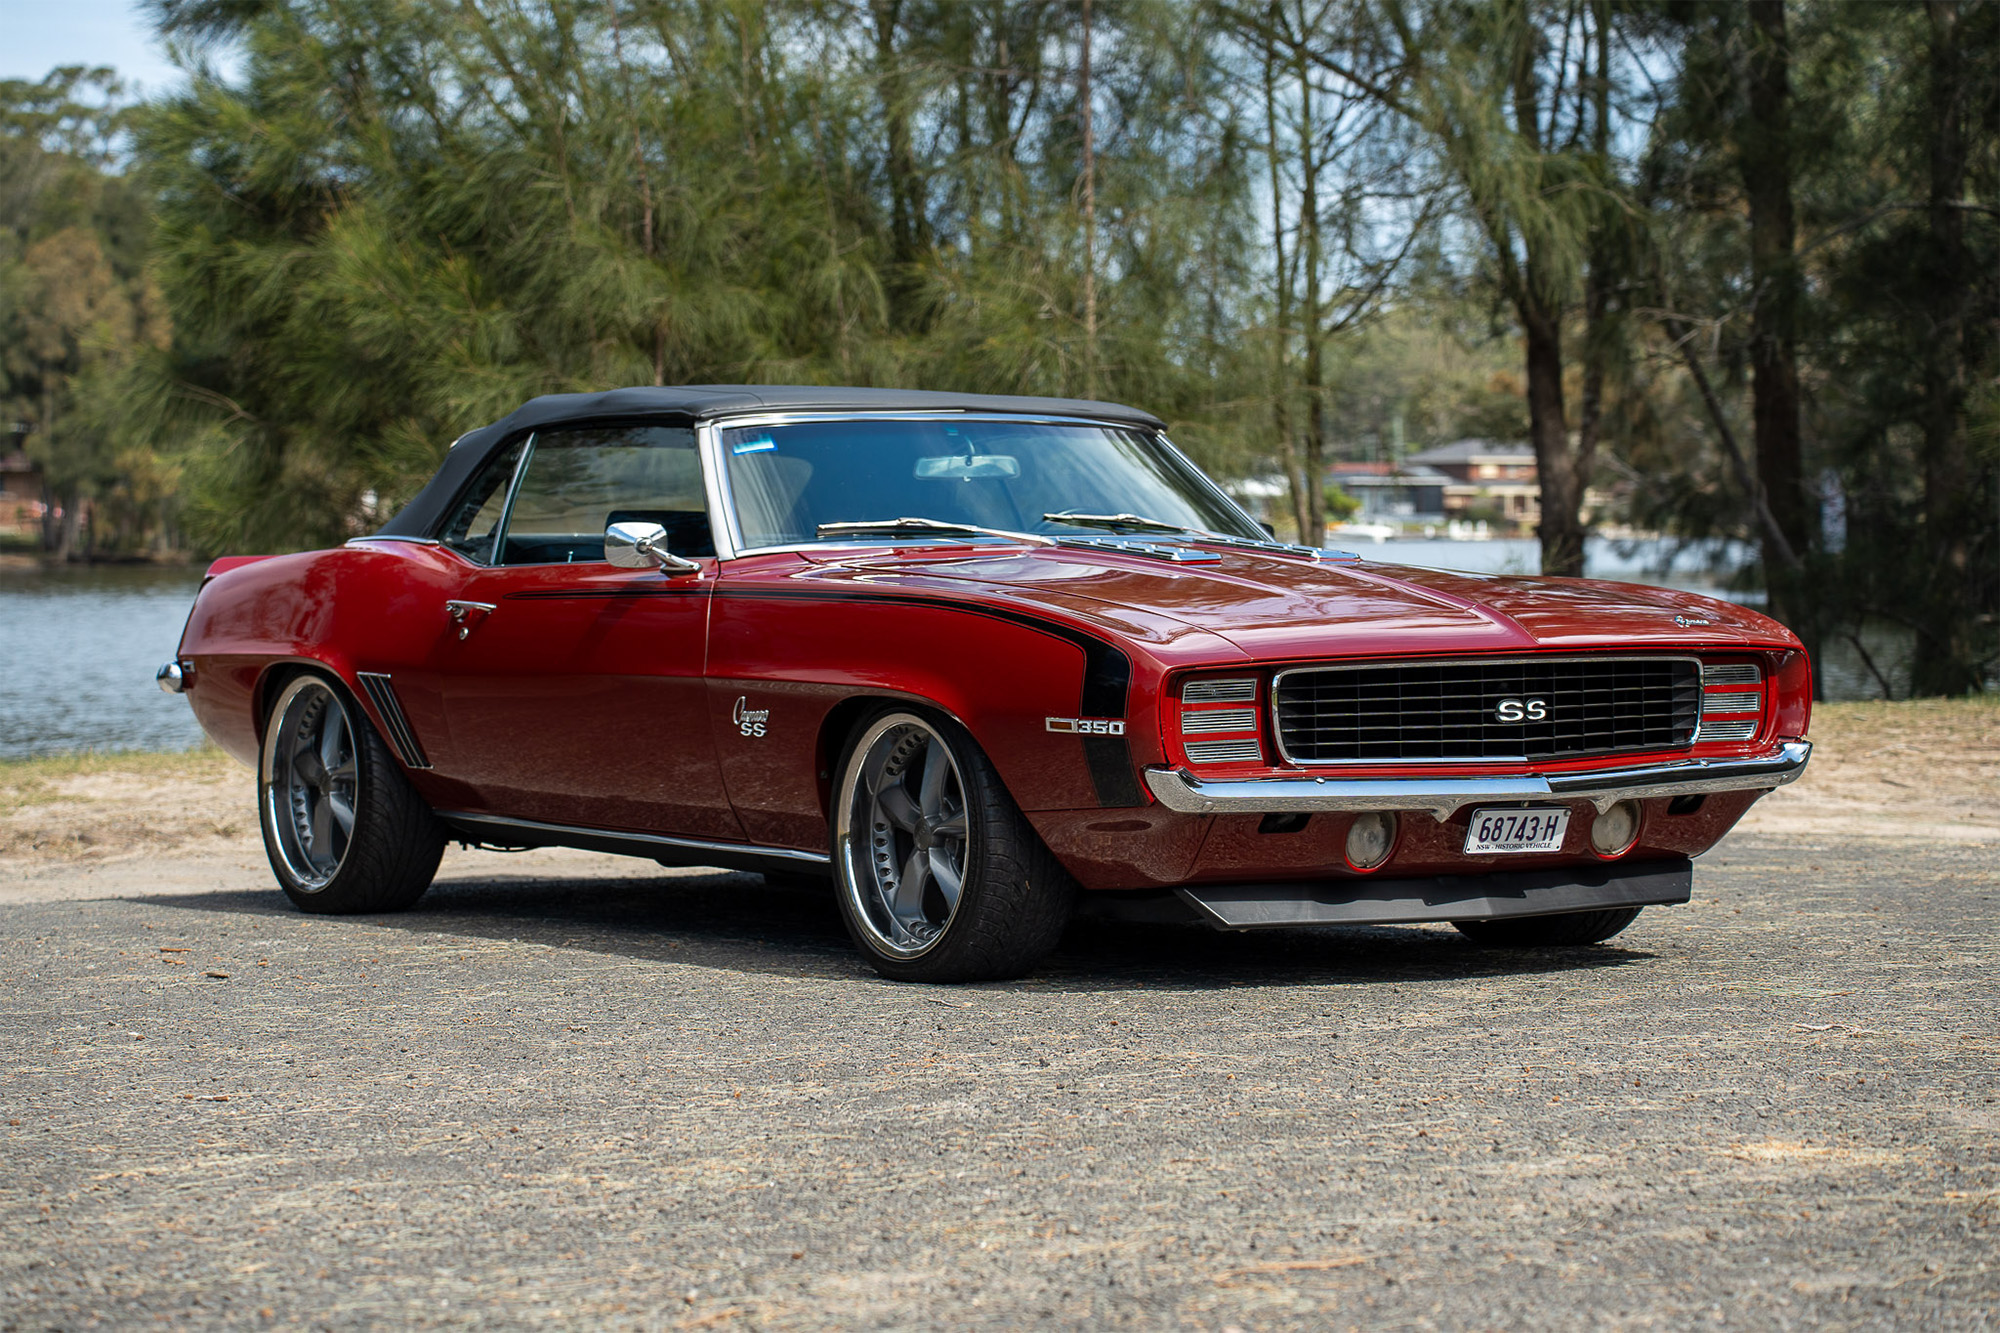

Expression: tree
xmin=0 ymin=66 xmax=167 ymax=559
xmin=1367 ymin=0 xmax=1636 ymax=575
xmin=1221 ymin=0 xmax=1426 ymax=543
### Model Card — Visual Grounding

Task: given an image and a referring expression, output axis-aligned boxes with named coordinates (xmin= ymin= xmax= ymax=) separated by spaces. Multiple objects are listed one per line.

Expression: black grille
xmin=1274 ymin=657 xmax=1701 ymax=763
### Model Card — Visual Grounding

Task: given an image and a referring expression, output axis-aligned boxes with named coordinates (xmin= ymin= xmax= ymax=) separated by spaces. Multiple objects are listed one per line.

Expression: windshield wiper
xmin=815 ymin=517 xmax=1053 ymax=547
xmin=1041 ymin=510 xmax=1198 ymax=536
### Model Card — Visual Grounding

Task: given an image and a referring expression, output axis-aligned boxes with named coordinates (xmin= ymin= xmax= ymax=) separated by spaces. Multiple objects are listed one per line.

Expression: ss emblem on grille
xmin=1495 ymin=697 xmax=1548 ymax=723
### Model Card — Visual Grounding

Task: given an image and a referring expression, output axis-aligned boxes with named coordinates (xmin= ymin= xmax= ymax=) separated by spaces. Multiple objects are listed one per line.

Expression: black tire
xmin=1452 ymin=906 xmax=1643 ymax=948
xmin=258 ymin=672 xmax=446 ymax=914
xmin=830 ymin=707 xmax=1077 ymax=983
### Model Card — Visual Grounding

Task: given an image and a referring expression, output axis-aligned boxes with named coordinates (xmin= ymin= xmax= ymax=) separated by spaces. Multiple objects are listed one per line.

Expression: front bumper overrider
xmin=1141 ymin=740 xmax=1812 ymax=821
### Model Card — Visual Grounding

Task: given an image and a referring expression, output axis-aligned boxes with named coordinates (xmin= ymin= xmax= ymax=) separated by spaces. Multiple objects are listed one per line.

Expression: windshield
xmin=719 ymin=418 xmax=1266 ymax=549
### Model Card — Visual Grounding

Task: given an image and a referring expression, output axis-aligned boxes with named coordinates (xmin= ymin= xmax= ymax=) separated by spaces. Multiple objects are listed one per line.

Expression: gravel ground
xmin=3 ymin=830 xmax=1996 ymax=1329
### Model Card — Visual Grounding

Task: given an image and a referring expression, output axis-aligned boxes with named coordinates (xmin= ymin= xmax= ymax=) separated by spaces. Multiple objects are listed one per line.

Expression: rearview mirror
xmin=606 ymin=520 xmax=700 ymax=574
xmin=914 ymin=454 xmax=1020 ymax=480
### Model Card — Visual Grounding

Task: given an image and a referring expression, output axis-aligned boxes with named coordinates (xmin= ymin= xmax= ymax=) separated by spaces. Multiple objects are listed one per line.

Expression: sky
xmin=2 ymin=0 xmax=188 ymax=94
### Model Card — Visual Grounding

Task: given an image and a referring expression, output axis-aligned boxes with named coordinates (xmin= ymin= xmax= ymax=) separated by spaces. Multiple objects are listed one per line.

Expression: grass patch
xmin=1810 ymin=693 xmax=2000 ymax=751
xmin=0 ymin=744 xmax=241 ymax=815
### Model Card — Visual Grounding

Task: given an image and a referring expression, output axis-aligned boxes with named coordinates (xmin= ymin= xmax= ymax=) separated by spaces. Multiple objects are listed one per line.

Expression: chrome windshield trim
xmin=345 ymin=535 xmax=441 ymax=547
xmin=1143 ymin=740 xmax=1811 ymax=821
xmin=696 ymin=419 xmax=741 ymax=560
xmin=705 ymin=411 xmax=1275 ymax=559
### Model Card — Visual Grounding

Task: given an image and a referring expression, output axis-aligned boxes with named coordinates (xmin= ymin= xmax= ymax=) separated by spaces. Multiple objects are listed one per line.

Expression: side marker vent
xmin=355 ymin=672 xmax=431 ymax=769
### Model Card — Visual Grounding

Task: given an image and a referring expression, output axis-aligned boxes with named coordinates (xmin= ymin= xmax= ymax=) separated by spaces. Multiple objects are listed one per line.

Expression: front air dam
xmin=1156 ymin=857 xmax=1694 ymax=930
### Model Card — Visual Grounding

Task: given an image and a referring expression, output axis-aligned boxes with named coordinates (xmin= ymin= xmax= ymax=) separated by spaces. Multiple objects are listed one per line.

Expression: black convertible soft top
xmin=372 ymin=384 xmax=1167 ymax=539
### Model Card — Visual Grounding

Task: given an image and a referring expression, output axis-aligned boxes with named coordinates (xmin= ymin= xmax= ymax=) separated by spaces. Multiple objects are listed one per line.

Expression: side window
xmin=438 ymin=439 xmax=526 ymax=564
xmin=500 ymin=424 xmax=711 ymax=565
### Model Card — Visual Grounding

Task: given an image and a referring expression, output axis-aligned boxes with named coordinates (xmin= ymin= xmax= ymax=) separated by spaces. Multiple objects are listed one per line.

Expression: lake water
xmin=0 ymin=565 xmax=210 ymax=760
xmin=0 ymin=540 xmax=1907 ymax=759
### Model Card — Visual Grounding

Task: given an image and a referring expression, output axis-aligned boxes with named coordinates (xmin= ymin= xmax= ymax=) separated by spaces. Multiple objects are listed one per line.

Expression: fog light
xmin=1345 ymin=812 xmax=1398 ymax=871
xmin=1590 ymin=800 xmax=1641 ymax=857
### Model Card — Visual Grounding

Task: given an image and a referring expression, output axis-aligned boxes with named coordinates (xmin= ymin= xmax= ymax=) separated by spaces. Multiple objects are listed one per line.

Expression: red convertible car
xmin=162 ymin=386 xmax=1811 ymax=981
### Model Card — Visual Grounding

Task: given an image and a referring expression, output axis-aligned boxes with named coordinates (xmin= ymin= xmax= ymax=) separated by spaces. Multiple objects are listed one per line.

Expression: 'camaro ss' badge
xmin=733 ymin=696 xmax=770 ymax=738
xmin=1494 ymin=697 xmax=1548 ymax=723
xmin=1046 ymin=717 xmax=1126 ymax=736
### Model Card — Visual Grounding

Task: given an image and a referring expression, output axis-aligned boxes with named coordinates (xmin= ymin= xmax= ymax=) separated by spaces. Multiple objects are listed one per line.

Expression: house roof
xmin=1331 ymin=464 xmax=1451 ymax=486
xmin=1406 ymin=438 xmax=1535 ymax=465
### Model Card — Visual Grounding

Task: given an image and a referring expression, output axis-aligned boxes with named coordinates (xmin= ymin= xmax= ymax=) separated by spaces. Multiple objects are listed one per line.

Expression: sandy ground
xmin=1 ymin=701 xmax=1996 ymax=1328
xmin=1743 ymin=697 xmax=2000 ymax=842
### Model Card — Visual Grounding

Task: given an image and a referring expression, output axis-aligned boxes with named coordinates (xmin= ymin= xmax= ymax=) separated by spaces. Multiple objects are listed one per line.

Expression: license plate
xmin=1463 ymin=806 xmax=1570 ymax=854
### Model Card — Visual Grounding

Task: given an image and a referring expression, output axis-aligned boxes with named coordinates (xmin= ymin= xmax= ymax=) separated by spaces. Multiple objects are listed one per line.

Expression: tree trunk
xmin=871 ymin=0 xmax=926 ymax=330
xmin=1262 ymin=35 xmax=1309 ymax=541
xmin=1295 ymin=13 xmax=1326 ymax=543
xmin=1079 ymin=0 xmax=1098 ymax=398
xmin=54 ymin=488 xmax=81 ymax=563
xmin=1523 ymin=304 xmax=1583 ymax=575
xmin=1913 ymin=0 xmax=1980 ymax=694
xmin=1507 ymin=15 xmax=1583 ymax=577
xmin=1741 ymin=1 xmax=1813 ymax=639
xmin=1572 ymin=2 xmax=1612 ymax=559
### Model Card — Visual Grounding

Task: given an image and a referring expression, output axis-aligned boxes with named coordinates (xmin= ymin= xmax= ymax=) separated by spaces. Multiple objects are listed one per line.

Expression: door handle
xmin=445 ymin=600 xmax=497 ymax=640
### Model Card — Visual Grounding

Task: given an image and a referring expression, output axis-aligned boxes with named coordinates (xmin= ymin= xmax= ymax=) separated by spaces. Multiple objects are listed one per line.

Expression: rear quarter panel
xmin=177 ymin=543 xmax=471 ymax=804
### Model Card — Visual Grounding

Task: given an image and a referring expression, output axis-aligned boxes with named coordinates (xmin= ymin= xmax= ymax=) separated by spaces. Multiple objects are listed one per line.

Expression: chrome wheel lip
xmin=261 ymin=676 xmax=359 ymax=893
xmin=833 ymin=712 xmax=971 ymax=961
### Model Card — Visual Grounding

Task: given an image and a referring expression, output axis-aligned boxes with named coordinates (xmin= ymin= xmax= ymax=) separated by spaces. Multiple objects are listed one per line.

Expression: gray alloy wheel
xmin=836 ymin=712 xmax=971 ymax=959
xmin=258 ymin=672 xmax=444 ymax=914
xmin=263 ymin=675 xmax=358 ymax=891
xmin=831 ymin=708 xmax=1076 ymax=982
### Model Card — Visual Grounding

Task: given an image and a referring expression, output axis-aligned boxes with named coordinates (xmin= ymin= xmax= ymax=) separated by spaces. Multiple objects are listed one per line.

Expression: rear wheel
xmin=831 ymin=708 xmax=1076 ymax=982
xmin=259 ymin=673 xmax=445 ymax=914
xmin=1453 ymin=907 xmax=1642 ymax=948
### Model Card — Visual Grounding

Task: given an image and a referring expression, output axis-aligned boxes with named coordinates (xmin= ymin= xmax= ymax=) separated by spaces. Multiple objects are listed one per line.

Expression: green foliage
xmin=128 ymin=0 xmax=1266 ymax=551
xmin=0 ymin=66 xmax=175 ymax=558
xmin=1322 ymin=483 xmax=1361 ymax=521
xmin=0 ymin=0 xmax=1992 ymax=693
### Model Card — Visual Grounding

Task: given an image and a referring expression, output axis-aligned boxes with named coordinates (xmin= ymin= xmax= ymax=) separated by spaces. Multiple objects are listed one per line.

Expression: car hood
xmin=825 ymin=544 xmax=1790 ymax=660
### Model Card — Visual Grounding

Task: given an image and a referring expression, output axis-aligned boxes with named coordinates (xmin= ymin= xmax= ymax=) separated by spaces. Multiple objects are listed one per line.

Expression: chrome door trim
xmin=437 ymin=811 xmax=831 ymax=871
xmin=487 ymin=431 xmax=538 ymax=564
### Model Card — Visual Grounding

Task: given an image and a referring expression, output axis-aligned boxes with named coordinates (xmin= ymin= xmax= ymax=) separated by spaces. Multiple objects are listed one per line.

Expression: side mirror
xmin=605 ymin=521 xmax=700 ymax=574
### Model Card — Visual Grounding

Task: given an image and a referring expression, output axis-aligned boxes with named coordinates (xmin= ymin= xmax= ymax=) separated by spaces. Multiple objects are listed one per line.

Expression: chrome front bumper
xmin=1142 ymin=740 xmax=1812 ymax=821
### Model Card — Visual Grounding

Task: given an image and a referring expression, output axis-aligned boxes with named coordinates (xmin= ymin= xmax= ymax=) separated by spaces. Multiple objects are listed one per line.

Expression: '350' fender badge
xmin=733 ymin=696 xmax=770 ymax=737
xmin=1046 ymin=717 xmax=1126 ymax=735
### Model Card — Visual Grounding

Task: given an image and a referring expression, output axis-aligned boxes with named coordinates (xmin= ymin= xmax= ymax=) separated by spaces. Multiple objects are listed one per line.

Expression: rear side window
xmin=500 ymin=424 xmax=710 ymax=565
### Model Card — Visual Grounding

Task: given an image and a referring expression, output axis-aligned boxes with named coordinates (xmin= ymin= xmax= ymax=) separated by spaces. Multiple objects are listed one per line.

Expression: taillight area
xmin=1695 ymin=658 xmax=1768 ymax=745
xmin=1172 ymin=674 xmax=1267 ymax=767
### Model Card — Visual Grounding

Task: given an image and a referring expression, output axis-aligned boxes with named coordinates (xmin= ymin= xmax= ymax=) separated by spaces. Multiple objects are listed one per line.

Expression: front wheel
xmin=831 ymin=709 xmax=1076 ymax=982
xmin=1453 ymin=906 xmax=1642 ymax=948
xmin=259 ymin=672 xmax=445 ymax=914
